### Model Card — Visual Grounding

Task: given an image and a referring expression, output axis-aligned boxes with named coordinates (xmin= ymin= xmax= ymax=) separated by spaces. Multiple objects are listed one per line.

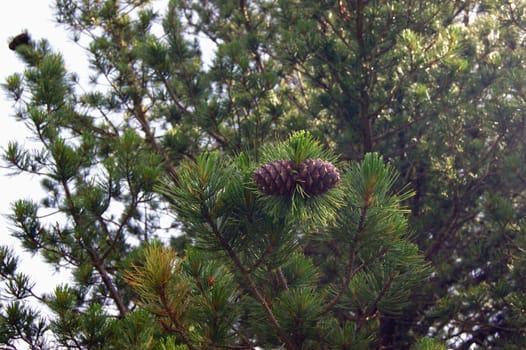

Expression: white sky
xmin=0 ymin=0 xmax=185 ymax=301
xmin=0 ymin=2 xmax=196 ymax=347
xmin=0 ymin=1 xmax=89 ymax=297
xmin=0 ymin=1 xmax=215 ymax=329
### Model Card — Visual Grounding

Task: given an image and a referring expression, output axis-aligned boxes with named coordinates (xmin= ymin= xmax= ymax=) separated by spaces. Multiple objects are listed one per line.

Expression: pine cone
xmin=9 ymin=32 xmax=31 ymax=51
xmin=296 ymin=158 xmax=340 ymax=196
xmin=254 ymin=158 xmax=340 ymax=197
xmin=253 ymin=160 xmax=296 ymax=196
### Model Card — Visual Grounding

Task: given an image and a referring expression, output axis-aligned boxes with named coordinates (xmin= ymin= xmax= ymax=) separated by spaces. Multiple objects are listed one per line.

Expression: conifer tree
xmin=2 ymin=0 xmax=526 ymax=349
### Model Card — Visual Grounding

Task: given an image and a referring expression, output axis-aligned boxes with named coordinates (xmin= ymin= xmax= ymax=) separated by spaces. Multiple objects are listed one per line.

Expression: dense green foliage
xmin=2 ymin=0 xmax=526 ymax=349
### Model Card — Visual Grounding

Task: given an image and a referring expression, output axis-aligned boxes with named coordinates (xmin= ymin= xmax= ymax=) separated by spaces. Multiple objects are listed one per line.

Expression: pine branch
xmin=367 ymin=272 xmax=398 ymax=317
xmin=203 ymin=211 xmax=296 ymax=349
xmin=158 ymin=294 xmax=197 ymax=350
xmin=100 ymin=171 xmax=152 ymax=261
xmin=322 ymin=208 xmax=367 ymax=314
xmin=60 ymin=178 xmax=128 ymax=318
xmin=276 ymin=267 xmax=289 ymax=291
xmin=101 ymin=1 xmax=179 ymax=182
xmin=240 ymin=0 xmax=265 ymax=72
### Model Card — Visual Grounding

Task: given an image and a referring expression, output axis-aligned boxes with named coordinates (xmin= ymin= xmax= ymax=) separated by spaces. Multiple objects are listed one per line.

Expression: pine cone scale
xmin=297 ymin=159 xmax=340 ymax=196
xmin=253 ymin=160 xmax=296 ymax=196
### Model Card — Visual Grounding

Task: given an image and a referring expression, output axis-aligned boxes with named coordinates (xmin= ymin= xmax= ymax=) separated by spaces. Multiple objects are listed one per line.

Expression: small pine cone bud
xmin=253 ymin=160 xmax=296 ymax=196
xmin=297 ymin=158 xmax=340 ymax=196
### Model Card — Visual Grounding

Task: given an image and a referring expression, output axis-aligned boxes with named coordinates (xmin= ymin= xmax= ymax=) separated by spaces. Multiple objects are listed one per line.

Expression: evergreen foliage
xmin=2 ymin=0 xmax=526 ymax=349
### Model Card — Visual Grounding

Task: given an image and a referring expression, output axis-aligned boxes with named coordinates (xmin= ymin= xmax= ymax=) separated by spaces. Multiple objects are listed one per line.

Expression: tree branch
xmin=204 ymin=212 xmax=295 ymax=349
xmin=322 ymin=202 xmax=368 ymax=314
xmin=60 ymin=179 xmax=128 ymax=318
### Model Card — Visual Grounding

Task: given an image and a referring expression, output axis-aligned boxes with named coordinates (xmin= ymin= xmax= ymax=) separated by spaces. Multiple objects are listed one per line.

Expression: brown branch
xmin=276 ymin=267 xmax=289 ymax=291
xmin=204 ymin=212 xmax=296 ymax=349
xmin=322 ymin=202 xmax=369 ymax=314
xmin=424 ymin=190 xmax=478 ymax=260
xmin=104 ymin=3 xmax=179 ymax=182
xmin=158 ymin=291 xmax=198 ymax=350
xmin=160 ymin=65 xmax=237 ymax=152
xmin=368 ymin=272 xmax=397 ymax=316
xmin=99 ymin=197 xmax=138 ymax=261
xmin=356 ymin=0 xmax=373 ymax=153
xmin=507 ymin=3 xmax=526 ymax=33
xmin=61 ymin=179 xmax=128 ymax=318
xmin=239 ymin=0 xmax=265 ymax=72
